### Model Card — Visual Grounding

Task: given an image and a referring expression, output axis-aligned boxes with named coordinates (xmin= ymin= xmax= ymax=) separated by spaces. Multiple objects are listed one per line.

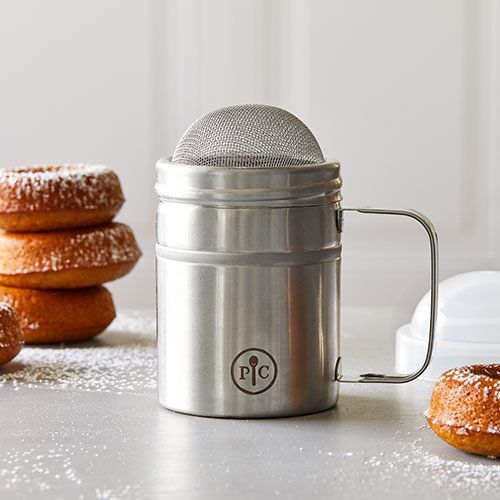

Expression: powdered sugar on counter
xmin=361 ymin=442 xmax=500 ymax=497
xmin=1 ymin=308 xmax=499 ymax=499
xmin=0 ymin=310 xmax=156 ymax=394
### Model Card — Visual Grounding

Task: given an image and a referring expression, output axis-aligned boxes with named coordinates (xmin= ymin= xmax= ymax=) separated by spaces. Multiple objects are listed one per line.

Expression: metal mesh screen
xmin=172 ymin=104 xmax=325 ymax=168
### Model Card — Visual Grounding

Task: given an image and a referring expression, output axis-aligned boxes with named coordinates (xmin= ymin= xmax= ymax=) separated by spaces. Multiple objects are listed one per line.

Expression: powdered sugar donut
xmin=0 ymin=222 xmax=141 ymax=288
xmin=0 ymin=164 xmax=124 ymax=231
xmin=0 ymin=303 xmax=23 ymax=365
xmin=0 ymin=285 xmax=115 ymax=344
xmin=426 ymin=364 xmax=500 ymax=458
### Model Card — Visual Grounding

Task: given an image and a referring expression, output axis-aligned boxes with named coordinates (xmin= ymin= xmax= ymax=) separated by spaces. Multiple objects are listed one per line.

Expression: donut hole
xmin=468 ymin=364 xmax=500 ymax=381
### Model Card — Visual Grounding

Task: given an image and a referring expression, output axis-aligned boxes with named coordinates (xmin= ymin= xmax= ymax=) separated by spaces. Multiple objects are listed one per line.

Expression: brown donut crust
xmin=426 ymin=364 xmax=500 ymax=458
xmin=0 ymin=222 xmax=141 ymax=289
xmin=428 ymin=421 xmax=500 ymax=458
xmin=0 ymin=303 xmax=24 ymax=365
xmin=0 ymin=285 xmax=116 ymax=344
xmin=0 ymin=208 xmax=120 ymax=233
xmin=0 ymin=164 xmax=124 ymax=231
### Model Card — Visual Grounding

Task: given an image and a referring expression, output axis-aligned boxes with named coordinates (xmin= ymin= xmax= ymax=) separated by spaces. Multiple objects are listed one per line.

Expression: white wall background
xmin=1 ymin=0 xmax=499 ymax=320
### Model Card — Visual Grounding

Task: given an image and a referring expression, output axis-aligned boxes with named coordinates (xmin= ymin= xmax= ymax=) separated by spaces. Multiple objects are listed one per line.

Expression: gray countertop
xmin=0 ymin=308 xmax=499 ymax=499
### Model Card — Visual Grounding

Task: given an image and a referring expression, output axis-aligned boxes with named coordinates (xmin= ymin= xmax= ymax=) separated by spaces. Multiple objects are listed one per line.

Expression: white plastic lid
xmin=396 ymin=271 xmax=500 ymax=381
xmin=411 ymin=271 xmax=500 ymax=343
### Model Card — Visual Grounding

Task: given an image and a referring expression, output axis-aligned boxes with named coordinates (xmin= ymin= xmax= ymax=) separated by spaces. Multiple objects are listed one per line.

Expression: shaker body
xmin=157 ymin=251 xmax=340 ymax=417
xmin=155 ymin=160 xmax=342 ymax=417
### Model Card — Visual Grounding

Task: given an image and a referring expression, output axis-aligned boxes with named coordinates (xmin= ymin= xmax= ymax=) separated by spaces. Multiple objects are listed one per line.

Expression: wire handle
xmin=336 ymin=207 xmax=439 ymax=384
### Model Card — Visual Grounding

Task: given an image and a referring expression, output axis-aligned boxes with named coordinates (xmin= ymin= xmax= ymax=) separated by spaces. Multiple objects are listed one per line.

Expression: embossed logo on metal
xmin=230 ymin=348 xmax=278 ymax=395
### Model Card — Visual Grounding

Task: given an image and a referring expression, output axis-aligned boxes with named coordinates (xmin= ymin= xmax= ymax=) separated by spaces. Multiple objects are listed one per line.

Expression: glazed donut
xmin=0 ymin=164 xmax=124 ymax=231
xmin=426 ymin=364 xmax=500 ymax=458
xmin=0 ymin=285 xmax=115 ymax=344
xmin=0 ymin=303 xmax=24 ymax=365
xmin=0 ymin=223 xmax=141 ymax=289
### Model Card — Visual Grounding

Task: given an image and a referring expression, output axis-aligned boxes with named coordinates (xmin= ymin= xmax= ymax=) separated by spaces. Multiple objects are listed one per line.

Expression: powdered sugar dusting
xmin=0 ymin=400 xmax=146 ymax=498
xmin=427 ymin=364 xmax=500 ymax=435
xmin=445 ymin=364 xmax=500 ymax=390
xmin=0 ymin=222 xmax=141 ymax=274
xmin=0 ymin=310 xmax=153 ymax=497
xmin=361 ymin=441 xmax=500 ymax=496
xmin=0 ymin=310 xmax=155 ymax=393
xmin=0 ymin=163 xmax=123 ymax=212
xmin=1 ymin=309 xmax=499 ymax=498
xmin=59 ymin=223 xmax=141 ymax=270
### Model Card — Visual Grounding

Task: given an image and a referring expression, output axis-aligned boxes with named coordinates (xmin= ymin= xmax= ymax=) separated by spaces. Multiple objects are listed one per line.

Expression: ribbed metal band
xmin=156 ymin=244 xmax=341 ymax=266
xmin=155 ymin=158 xmax=342 ymax=207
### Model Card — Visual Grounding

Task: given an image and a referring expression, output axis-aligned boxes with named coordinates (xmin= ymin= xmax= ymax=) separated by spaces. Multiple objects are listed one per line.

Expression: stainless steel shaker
xmin=155 ymin=105 xmax=438 ymax=418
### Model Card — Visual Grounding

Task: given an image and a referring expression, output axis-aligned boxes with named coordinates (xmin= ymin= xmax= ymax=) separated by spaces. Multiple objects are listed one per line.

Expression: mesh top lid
xmin=172 ymin=104 xmax=325 ymax=168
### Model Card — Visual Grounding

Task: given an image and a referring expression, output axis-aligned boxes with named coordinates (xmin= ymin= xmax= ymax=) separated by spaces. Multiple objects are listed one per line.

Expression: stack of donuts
xmin=0 ymin=164 xmax=141 ymax=345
